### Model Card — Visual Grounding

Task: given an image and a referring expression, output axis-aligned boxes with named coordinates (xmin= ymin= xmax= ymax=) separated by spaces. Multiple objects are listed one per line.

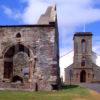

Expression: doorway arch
xmin=3 ymin=44 xmax=30 ymax=80
xmin=80 ymin=70 xmax=86 ymax=82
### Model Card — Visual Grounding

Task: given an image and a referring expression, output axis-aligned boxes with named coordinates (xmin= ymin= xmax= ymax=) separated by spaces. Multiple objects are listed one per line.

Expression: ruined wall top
xmin=38 ymin=5 xmax=56 ymax=25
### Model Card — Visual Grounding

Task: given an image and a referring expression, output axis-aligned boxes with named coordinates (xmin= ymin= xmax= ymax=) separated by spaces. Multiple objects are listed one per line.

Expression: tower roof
xmin=74 ymin=32 xmax=93 ymax=37
xmin=73 ymin=32 xmax=93 ymax=40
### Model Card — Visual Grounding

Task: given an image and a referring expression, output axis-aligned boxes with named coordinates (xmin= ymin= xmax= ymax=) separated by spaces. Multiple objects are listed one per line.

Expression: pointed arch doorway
xmin=80 ymin=70 xmax=86 ymax=83
xmin=3 ymin=44 xmax=30 ymax=81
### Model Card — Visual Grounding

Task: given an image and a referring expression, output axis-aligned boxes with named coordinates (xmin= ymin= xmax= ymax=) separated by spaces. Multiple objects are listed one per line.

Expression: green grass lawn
xmin=0 ymin=85 xmax=100 ymax=100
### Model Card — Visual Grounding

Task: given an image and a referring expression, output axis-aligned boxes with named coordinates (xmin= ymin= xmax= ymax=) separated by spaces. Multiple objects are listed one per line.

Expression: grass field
xmin=0 ymin=85 xmax=100 ymax=100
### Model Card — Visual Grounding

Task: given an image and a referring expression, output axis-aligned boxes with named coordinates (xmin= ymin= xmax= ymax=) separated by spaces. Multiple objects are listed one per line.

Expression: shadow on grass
xmin=62 ymin=85 xmax=79 ymax=90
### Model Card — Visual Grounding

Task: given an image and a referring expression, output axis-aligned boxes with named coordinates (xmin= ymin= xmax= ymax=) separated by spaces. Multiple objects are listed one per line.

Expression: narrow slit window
xmin=81 ymin=39 xmax=86 ymax=53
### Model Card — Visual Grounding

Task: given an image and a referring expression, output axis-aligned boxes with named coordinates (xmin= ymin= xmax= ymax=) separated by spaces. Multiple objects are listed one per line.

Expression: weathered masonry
xmin=0 ymin=6 xmax=60 ymax=91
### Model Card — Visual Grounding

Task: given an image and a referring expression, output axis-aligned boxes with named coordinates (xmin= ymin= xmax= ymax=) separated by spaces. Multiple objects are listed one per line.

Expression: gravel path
xmin=79 ymin=83 xmax=100 ymax=93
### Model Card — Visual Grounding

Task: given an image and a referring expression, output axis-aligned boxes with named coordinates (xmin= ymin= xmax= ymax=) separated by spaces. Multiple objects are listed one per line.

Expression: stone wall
xmin=0 ymin=25 xmax=60 ymax=91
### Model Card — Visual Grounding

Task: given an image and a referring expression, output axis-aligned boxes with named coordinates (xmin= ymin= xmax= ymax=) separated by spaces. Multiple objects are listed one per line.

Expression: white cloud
xmin=55 ymin=0 xmax=100 ymax=56
xmin=21 ymin=0 xmax=50 ymax=24
xmin=92 ymin=36 xmax=100 ymax=55
xmin=2 ymin=6 xmax=13 ymax=17
xmin=2 ymin=0 xmax=100 ymax=29
xmin=93 ymin=45 xmax=100 ymax=55
xmin=1 ymin=5 xmax=21 ymax=20
xmin=18 ymin=0 xmax=98 ymax=25
xmin=60 ymin=51 xmax=73 ymax=80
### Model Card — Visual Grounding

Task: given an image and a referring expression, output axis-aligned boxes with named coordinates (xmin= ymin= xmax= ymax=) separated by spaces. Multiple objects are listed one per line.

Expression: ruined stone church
xmin=0 ymin=6 xmax=60 ymax=91
xmin=65 ymin=32 xmax=100 ymax=84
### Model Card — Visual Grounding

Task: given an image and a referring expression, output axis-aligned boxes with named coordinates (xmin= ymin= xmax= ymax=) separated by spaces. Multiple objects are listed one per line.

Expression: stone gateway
xmin=0 ymin=6 xmax=60 ymax=91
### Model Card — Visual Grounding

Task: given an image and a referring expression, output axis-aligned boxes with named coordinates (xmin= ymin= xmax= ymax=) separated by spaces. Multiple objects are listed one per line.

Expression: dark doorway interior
xmin=12 ymin=75 xmax=23 ymax=83
xmin=80 ymin=70 xmax=86 ymax=83
xmin=4 ymin=62 xmax=13 ymax=79
xmin=35 ymin=83 xmax=38 ymax=91
xmin=51 ymin=84 xmax=58 ymax=90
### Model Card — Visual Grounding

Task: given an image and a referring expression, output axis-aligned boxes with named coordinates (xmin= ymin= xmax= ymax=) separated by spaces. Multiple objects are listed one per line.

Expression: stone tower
xmin=73 ymin=32 xmax=93 ymax=83
xmin=65 ymin=32 xmax=100 ymax=84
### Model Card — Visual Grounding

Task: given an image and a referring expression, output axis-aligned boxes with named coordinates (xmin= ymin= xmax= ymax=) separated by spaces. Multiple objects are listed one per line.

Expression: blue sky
xmin=0 ymin=0 xmax=100 ymax=56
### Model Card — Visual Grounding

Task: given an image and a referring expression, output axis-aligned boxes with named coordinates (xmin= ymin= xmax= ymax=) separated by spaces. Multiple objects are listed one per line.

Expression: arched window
xmin=81 ymin=60 xmax=85 ymax=66
xmin=81 ymin=39 xmax=86 ymax=53
xmin=16 ymin=33 xmax=21 ymax=38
